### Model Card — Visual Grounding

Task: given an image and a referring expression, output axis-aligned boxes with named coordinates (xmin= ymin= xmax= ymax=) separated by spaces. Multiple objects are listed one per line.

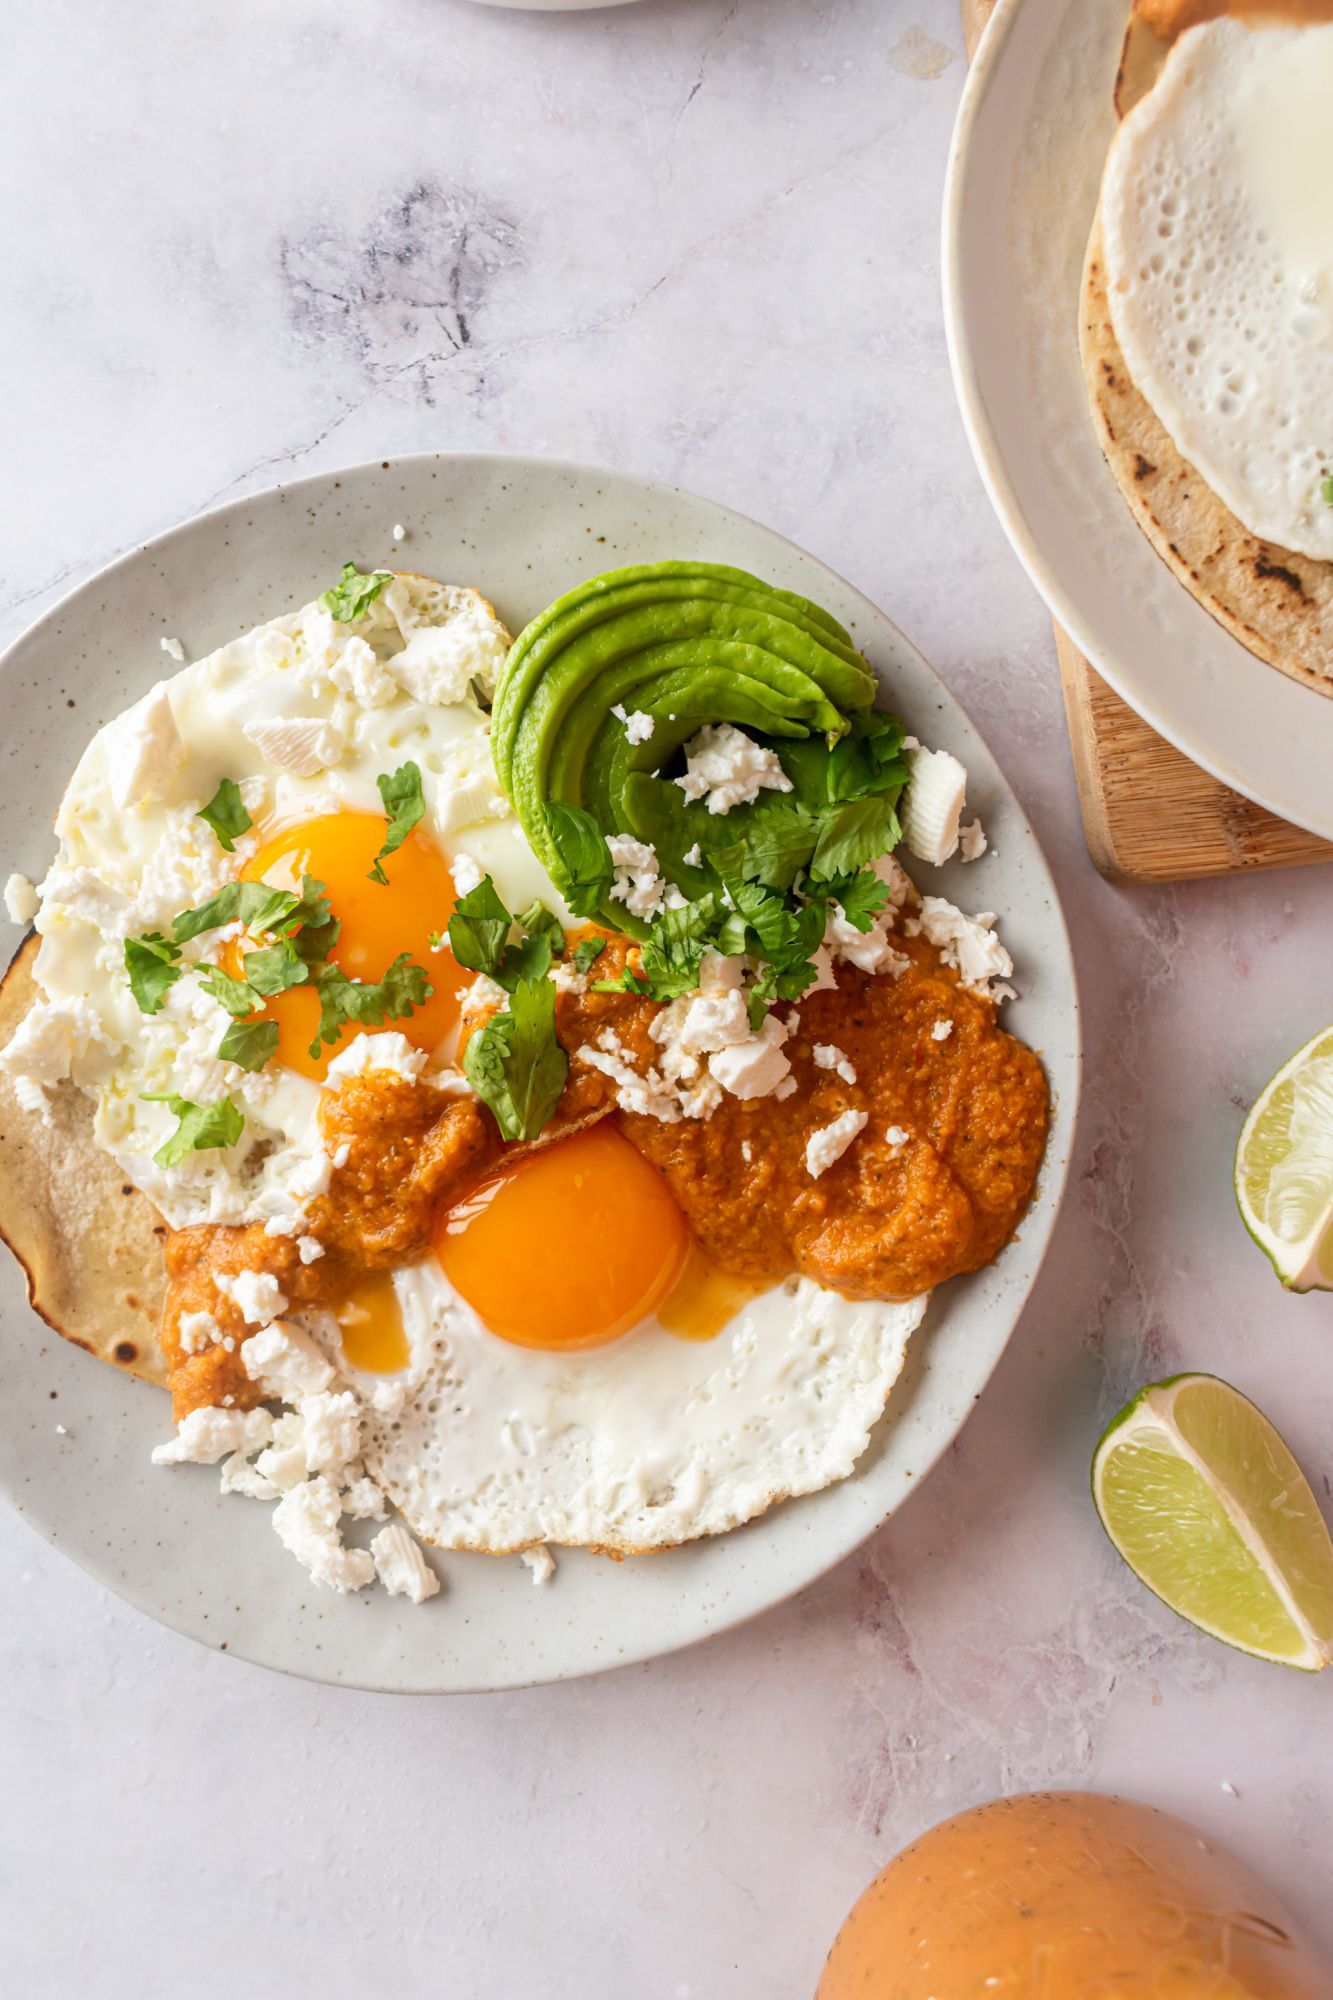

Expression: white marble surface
xmin=2 ymin=0 xmax=1331 ymax=1991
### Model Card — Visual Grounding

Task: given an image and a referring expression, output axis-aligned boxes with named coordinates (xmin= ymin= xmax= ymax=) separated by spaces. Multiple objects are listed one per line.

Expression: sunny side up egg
xmin=31 ymin=573 xmax=567 ymax=1227
xmin=358 ymin=1253 xmax=925 ymax=1556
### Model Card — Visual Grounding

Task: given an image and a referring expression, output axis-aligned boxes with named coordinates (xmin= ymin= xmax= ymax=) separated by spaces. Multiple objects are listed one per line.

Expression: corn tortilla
xmin=0 ymin=936 xmax=168 ymax=1390
xmin=1083 ymin=4 xmax=1333 ymax=695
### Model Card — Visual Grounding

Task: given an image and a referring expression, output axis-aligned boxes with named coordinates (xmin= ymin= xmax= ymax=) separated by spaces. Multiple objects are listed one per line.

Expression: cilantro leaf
xmin=173 ymin=874 xmax=332 ymax=948
xmin=638 ymin=894 xmax=719 ymax=1002
xmin=462 ymin=977 xmax=568 ymax=1142
xmin=809 ymin=796 xmax=901 ymax=881
xmin=823 ymin=868 xmax=890 ymax=934
xmin=497 ymin=901 xmax=564 ymax=990
xmin=368 ymin=762 xmax=425 ymax=885
xmin=198 ymin=965 xmax=259 ymax=1017
xmin=572 ymin=938 xmax=606 ymax=976
xmin=124 ymin=933 xmax=182 ymax=1015
xmin=218 ymin=1020 xmax=280 ymax=1072
xmin=242 ymin=941 xmax=309 ymax=997
xmin=142 ymin=1093 xmax=244 ymax=1169
xmin=196 ymin=779 xmax=252 ymax=853
xmin=722 ymin=877 xmax=805 ymax=958
xmin=544 ymin=802 xmax=613 ymax=919
xmin=320 ymin=562 xmax=392 ymax=623
xmin=592 ymin=968 xmax=651 ymax=997
xmin=447 ymin=876 xmax=513 ymax=979
xmin=827 ymin=713 xmax=908 ymax=803
xmin=734 ymin=801 xmax=819 ymax=890
xmin=173 ymin=880 xmax=292 ymax=945
xmin=518 ymin=900 xmax=564 ymax=956
xmin=305 ymin=954 xmax=433 ymax=1058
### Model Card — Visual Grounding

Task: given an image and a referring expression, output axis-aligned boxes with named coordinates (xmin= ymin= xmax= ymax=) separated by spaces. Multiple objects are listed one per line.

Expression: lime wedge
xmin=1235 ymin=1025 xmax=1333 ymax=1290
xmin=1093 ymin=1374 xmax=1333 ymax=1671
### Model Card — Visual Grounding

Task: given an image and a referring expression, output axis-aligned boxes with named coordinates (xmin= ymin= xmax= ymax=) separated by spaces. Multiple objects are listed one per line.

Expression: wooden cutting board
xmin=960 ymin=0 xmax=1333 ymax=882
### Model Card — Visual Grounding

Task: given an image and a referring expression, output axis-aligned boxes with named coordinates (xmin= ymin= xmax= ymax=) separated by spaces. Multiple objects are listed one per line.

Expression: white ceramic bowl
xmin=0 ymin=452 xmax=1079 ymax=1691
xmin=944 ymin=0 xmax=1333 ymax=839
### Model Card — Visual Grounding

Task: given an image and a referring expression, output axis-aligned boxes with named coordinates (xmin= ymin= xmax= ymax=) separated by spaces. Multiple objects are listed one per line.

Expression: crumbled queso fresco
xmin=151 ymin=1314 xmax=444 ymax=1604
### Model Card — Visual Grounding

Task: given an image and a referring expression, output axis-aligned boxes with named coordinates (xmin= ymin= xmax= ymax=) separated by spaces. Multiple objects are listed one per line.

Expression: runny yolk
xmin=435 ymin=1122 xmax=690 ymax=1350
xmin=232 ymin=812 xmax=463 ymax=1081
xmin=656 ymin=1245 xmax=768 ymax=1342
xmin=335 ymin=1267 xmax=411 ymax=1375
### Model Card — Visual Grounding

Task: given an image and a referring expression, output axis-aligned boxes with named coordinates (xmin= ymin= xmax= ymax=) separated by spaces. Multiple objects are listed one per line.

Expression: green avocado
xmin=490 ymin=560 xmax=882 ymax=931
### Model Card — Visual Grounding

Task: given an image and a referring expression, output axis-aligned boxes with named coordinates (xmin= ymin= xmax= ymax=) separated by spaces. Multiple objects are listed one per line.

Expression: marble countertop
xmin=2 ymin=0 xmax=1331 ymax=1991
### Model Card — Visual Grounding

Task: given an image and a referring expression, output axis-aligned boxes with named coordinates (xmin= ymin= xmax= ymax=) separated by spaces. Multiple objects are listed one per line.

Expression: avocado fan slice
xmin=489 ymin=561 xmax=878 ymax=929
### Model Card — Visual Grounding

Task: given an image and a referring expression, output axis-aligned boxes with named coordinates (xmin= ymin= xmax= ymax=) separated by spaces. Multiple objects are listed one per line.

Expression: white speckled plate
xmin=0 ymin=453 xmax=1078 ymax=1692
xmin=468 ymin=0 xmax=645 ymax=10
xmin=944 ymin=0 xmax=1333 ymax=839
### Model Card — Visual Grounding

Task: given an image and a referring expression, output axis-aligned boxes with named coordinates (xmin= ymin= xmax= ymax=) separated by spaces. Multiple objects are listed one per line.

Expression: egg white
xmin=355 ymin=1262 xmax=926 ymax=1555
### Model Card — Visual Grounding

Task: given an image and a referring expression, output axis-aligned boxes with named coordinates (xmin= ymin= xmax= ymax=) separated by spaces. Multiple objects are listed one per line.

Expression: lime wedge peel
xmin=1093 ymin=1374 xmax=1333 ymax=1672
xmin=1235 ymin=1024 xmax=1333 ymax=1291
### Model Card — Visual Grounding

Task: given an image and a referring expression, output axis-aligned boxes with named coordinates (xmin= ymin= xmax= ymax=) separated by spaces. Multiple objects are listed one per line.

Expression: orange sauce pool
xmin=817 ymin=1792 xmax=1327 ymax=1998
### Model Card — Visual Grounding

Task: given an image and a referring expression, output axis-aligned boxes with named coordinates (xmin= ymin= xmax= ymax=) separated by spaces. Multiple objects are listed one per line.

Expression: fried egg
xmin=351 ymin=1126 xmax=925 ymax=1554
xmin=25 ymin=573 xmax=565 ymax=1228
xmin=1101 ymin=18 xmax=1333 ymax=560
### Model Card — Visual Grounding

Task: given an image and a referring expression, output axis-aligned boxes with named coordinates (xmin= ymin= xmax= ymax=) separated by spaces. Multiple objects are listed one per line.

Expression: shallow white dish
xmin=944 ymin=0 xmax=1333 ymax=839
xmin=0 ymin=452 xmax=1079 ymax=1692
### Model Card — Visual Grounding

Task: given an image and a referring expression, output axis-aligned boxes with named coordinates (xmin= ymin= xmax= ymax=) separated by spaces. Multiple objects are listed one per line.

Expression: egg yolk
xmin=656 ymin=1246 xmax=767 ymax=1342
xmin=335 ymin=1267 xmax=410 ymax=1375
xmin=435 ymin=1122 xmax=689 ymax=1350
xmin=234 ymin=813 xmax=463 ymax=1081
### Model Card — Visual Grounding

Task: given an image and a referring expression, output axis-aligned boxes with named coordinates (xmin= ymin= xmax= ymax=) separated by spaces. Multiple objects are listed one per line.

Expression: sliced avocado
xmin=491 ymin=560 xmax=879 ymax=930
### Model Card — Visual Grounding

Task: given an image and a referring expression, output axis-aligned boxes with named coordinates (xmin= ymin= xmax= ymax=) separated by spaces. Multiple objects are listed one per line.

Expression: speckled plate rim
xmin=943 ymin=0 xmax=1333 ymax=841
xmin=0 ymin=450 xmax=1080 ymax=1694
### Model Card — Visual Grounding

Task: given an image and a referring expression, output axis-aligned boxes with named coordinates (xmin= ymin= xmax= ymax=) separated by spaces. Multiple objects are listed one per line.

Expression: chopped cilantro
xmin=368 ymin=762 xmax=425 ymax=885
xmin=571 ymin=938 xmax=606 ymax=976
xmin=142 ymin=1093 xmax=244 ymax=1169
xmin=172 ymin=874 xmax=334 ymax=948
xmin=173 ymin=879 xmax=293 ymax=946
xmin=305 ymin=953 xmax=433 ymax=1059
xmin=499 ymin=901 xmax=564 ymax=989
xmin=195 ymin=779 xmax=252 ymax=854
xmin=241 ymin=941 xmax=310 ymax=996
xmin=731 ymin=800 xmax=819 ymax=891
xmin=809 ymin=796 xmax=902 ymax=881
xmin=320 ymin=561 xmax=392 ymax=623
xmin=218 ymin=1020 xmax=280 ymax=1072
xmin=124 ymin=932 xmax=182 ymax=1015
xmin=198 ymin=965 xmax=260 ymax=1017
xmin=447 ymin=876 xmax=513 ymax=980
xmin=462 ymin=976 xmax=568 ymax=1142
xmin=823 ymin=868 xmax=890 ymax=934
xmin=592 ymin=967 xmax=651 ymax=997
xmin=543 ymin=802 xmax=614 ymax=919
xmin=444 ymin=879 xmax=563 ymax=992
xmin=637 ymin=894 xmax=719 ymax=1002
